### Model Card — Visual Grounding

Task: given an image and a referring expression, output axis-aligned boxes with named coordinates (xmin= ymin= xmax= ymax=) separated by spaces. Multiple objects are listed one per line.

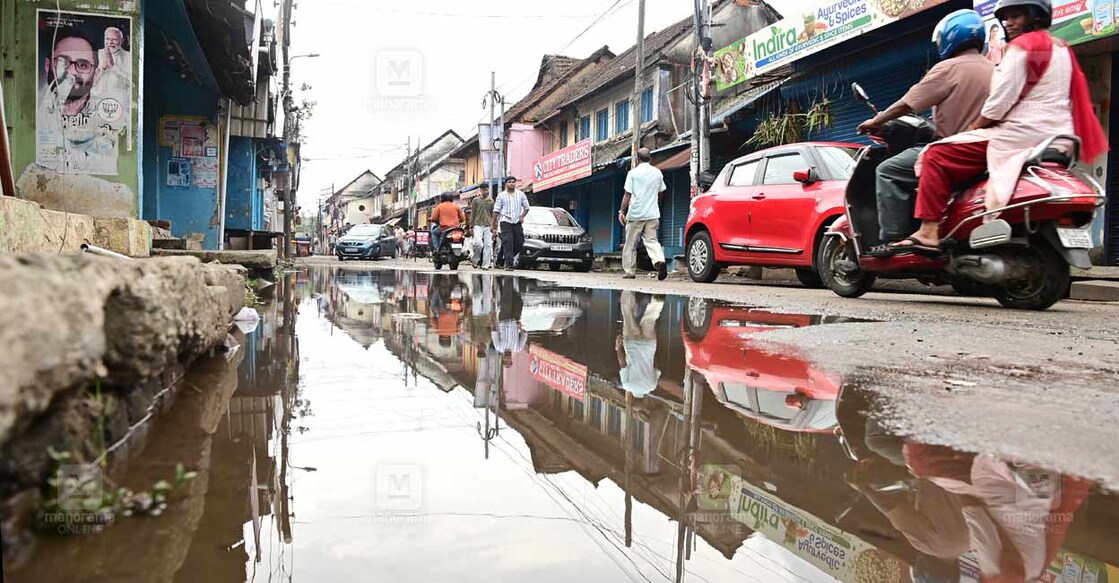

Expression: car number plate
xmin=343 ymin=248 xmax=359 ymax=253
xmin=451 ymin=243 xmax=463 ymax=250
xmin=552 ymin=244 xmax=573 ymax=252
xmin=1056 ymin=227 xmax=1092 ymax=249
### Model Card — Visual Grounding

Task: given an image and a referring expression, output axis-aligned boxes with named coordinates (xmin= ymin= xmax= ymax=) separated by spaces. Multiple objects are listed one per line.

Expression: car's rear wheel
xmin=684 ymin=296 xmax=712 ymax=341
xmin=687 ymin=231 xmax=719 ymax=283
xmin=795 ymin=268 xmax=824 ymax=288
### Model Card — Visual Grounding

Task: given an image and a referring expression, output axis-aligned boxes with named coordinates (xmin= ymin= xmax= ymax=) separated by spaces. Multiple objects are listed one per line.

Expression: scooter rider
xmin=429 ymin=191 xmax=465 ymax=251
xmin=857 ymin=9 xmax=994 ymax=254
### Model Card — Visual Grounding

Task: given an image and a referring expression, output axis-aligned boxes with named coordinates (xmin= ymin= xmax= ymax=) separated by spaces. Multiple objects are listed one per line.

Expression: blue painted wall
xmin=226 ymin=136 xmax=258 ymax=230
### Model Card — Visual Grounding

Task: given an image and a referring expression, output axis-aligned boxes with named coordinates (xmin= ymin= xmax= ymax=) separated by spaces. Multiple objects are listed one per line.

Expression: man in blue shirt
xmin=491 ymin=176 xmax=530 ymax=271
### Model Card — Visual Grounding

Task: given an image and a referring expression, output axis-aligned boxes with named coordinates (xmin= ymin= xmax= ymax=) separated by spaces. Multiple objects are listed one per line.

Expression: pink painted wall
xmin=505 ymin=123 xmax=548 ymax=185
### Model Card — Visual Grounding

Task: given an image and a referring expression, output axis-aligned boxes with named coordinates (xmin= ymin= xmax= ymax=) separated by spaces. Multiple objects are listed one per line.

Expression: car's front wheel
xmin=687 ymin=231 xmax=719 ymax=283
xmin=576 ymin=261 xmax=593 ymax=273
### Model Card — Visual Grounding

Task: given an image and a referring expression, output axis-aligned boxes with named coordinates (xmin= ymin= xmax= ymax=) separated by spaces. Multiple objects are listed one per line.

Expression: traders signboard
xmin=531 ymin=139 xmax=592 ymax=192
xmin=713 ymin=0 xmax=950 ymax=92
xmin=975 ymin=0 xmax=1119 ymax=55
xmin=529 ymin=345 xmax=587 ymax=401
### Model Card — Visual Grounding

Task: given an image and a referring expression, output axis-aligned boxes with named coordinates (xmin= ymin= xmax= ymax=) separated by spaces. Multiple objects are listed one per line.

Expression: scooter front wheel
xmin=819 ymin=236 xmax=876 ymax=298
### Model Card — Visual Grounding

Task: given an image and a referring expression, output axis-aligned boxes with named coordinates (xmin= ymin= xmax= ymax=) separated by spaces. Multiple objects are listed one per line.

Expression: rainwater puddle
xmin=6 ymin=268 xmax=1118 ymax=583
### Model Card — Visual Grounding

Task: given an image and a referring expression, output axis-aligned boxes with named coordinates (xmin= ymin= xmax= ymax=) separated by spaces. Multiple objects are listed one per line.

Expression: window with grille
xmin=571 ymin=396 xmax=585 ymax=421
xmin=577 ymin=116 xmax=591 ymax=141
xmin=558 ymin=121 xmax=568 ymax=148
xmin=607 ymin=406 xmax=622 ymax=438
xmin=589 ymin=397 xmax=603 ymax=429
xmin=615 ymin=100 xmax=630 ymax=134
xmin=595 ymin=108 xmax=609 ymax=142
xmin=640 ymin=88 xmax=654 ymax=123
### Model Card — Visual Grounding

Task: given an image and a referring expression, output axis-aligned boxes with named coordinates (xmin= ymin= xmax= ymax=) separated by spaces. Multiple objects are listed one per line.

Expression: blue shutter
xmin=782 ymin=36 xmax=935 ymax=145
xmin=640 ymin=89 xmax=654 ymax=123
xmin=596 ymin=109 xmax=609 ymax=142
xmin=578 ymin=116 xmax=591 ymax=141
xmin=590 ymin=181 xmax=615 ymax=253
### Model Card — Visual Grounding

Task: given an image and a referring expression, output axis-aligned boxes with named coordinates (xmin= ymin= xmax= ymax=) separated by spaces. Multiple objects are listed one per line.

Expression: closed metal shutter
xmin=589 ymin=178 xmax=616 ymax=253
xmin=782 ymin=34 xmax=936 ymax=145
xmin=659 ymin=169 xmax=690 ymax=255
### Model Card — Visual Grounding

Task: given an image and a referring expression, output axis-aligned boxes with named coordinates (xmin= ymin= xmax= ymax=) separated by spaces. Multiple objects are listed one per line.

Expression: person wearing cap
xmin=857 ymin=9 xmax=995 ymax=254
xmin=891 ymin=0 xmax=1107 ymax=253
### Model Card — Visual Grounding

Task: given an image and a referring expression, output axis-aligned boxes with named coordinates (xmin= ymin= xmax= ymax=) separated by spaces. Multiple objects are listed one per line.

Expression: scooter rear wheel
xmin=819 ymin=236 xmax=876 ymax=298
xmin=994 ymin=240 xmax=1069 ymax=311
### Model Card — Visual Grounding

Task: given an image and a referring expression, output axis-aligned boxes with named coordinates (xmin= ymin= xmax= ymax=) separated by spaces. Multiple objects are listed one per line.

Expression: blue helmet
xmin=932 ymin=9 xmax=986 ymax=60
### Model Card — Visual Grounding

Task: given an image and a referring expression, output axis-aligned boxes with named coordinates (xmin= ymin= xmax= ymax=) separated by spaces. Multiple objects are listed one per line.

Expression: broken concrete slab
xmin=150 ymin=248 xmax=277 ymax=270
xmin=0 ymin=254 xmax=246 ymax=445
xmin=0 ymin=197 xmax=152 ymax=257
xmin=1070 ymin=280 xmax=1119 ymax=302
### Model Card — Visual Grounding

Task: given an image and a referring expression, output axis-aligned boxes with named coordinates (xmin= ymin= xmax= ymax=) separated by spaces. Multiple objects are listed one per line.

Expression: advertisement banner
xmin=36 ymin=9 xmax=133 ymax=175
xmin=713 ymin=0 xmax=950 ymax=92
xmin=728 ymin=475 xmax=909 ymax=582
xmin=975 ymin=0 xmax=1119 ymax=53
xmin=529 ymin=345 xmax=588 ymax=401
xmin=531 ymin=138 xmax=592 ymax=192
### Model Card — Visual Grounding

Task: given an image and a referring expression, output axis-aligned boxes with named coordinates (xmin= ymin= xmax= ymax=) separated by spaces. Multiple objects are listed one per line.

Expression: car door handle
xmin=752 ymin=193 xmax=766 ymax=200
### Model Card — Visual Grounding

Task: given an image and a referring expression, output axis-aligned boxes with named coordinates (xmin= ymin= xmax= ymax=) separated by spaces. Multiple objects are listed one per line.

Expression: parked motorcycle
xmin=432 ymin=226 xmax=467 ymax=271
xmin=819 ymin=83 xmax=1106 ymax=310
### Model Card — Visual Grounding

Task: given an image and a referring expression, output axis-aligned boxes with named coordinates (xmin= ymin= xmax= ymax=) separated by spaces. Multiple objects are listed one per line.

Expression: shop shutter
xmin=589 ymin=179 xmax=616 ymax=253
xmin=783 ymin=37 xmax=936 ymax=145
xmin=660 ymin=169 xmax=691 ymax=254
xmin=1108 ymin=142 xmax=1119 ymax=265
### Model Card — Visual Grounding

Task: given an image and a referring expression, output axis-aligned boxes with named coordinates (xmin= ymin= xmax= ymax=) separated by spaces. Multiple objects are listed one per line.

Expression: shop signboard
xmin=529 ymin=344 xmax=587 ymax=401
xmin=975 ymin=0 xmax=1119 ymax=51
xmin=727 ymin=473 xmax=910 ymax=582
xmin=713 ymin=0 xmax=951 ymax=92
xmin=531 ymin=139 xmax=592 ymax=192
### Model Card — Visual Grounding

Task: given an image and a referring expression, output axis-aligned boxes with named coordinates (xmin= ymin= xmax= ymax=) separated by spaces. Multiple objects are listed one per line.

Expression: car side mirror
xmin=851 ymin=82 xmax=869 ymax=103
xmin=793 ymin=168 xmax=816 ymax=185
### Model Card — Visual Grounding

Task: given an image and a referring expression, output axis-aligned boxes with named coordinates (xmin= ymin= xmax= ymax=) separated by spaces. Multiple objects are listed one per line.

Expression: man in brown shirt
xmin=857 ymin=41 xmax=995 ymax=244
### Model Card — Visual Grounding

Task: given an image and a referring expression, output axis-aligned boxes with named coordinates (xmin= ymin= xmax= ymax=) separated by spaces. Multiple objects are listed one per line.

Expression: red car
xmin=682 ymin=300 xmax=843 ymax=433
xmin=685 ymin=142 xmax=861 ymax=286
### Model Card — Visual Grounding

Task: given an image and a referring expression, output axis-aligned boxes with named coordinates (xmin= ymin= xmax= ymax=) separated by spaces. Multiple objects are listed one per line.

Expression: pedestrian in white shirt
xmin=616 ymin=291 xmax=664 ymax=398
xmin=620 ymin=148 xmax=668 ymax=280
xmin=491 ymin=177 xmax=530 ymax=271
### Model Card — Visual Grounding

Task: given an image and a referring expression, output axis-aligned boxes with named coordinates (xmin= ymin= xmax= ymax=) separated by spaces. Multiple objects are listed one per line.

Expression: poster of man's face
xmin=36 ymin=10 xmax=132 ymax=176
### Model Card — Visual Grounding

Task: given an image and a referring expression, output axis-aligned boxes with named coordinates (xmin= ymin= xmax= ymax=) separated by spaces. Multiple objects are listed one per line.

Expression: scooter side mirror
xmin=793 ymin=168 xmax=816 ymax=185
xmin=851 ymin=83 xmax=869 ymax=103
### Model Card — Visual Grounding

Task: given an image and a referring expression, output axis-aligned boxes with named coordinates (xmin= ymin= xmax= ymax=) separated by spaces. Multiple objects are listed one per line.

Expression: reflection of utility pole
xmin=674 ymin=369 xmax=704 ymax=582
xmin=624 ymin=391 xmax=634 ymax=548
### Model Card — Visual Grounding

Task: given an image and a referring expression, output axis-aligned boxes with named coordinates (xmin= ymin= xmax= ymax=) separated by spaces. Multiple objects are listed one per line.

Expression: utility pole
xmin=489 ymin=72 xmax=496 ymax=198
xmin=630 ymin=0 xmax=646 ymax=168
xmin=279 ymin=0 xmax=295 ymax=259
xmin=405 ymin=137 xmax=413 ymax=229
xmin=689 ymin=0 xmax=713 ymax=195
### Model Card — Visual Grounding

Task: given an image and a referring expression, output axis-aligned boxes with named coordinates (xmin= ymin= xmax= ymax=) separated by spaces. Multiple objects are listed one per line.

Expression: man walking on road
xmin=620 ymin=148 xmax=668 ymax=280
xmin=470 ymin=184 xmax=496 ymax=269
xmin=491 ymin=177 xmax=530 ymax=271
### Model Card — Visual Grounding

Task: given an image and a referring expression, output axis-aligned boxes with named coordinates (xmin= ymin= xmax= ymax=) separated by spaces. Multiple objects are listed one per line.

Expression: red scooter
xmin=819 ymin=83 xmax=1105 ymax=310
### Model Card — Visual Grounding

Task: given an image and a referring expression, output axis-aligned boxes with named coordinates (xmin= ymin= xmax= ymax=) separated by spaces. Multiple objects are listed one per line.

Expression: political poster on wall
xmin=36 ymin=10 xmax=132 ymax=175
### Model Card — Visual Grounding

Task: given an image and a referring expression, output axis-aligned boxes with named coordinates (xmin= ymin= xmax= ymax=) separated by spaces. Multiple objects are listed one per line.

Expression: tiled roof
xmin=504 ymin=46 xmax=614 ymax=123
xmin=557 ymin=14 xmax=695 ymax=109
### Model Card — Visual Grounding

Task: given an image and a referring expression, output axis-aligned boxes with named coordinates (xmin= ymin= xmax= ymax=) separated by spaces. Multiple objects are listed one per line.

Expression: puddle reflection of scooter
xmin=837 ymin=390 xmax=1091 ymax=581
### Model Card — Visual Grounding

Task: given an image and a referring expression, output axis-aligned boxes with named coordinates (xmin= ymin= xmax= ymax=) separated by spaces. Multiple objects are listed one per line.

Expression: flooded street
xmin=7 ymin=267 xmax=1119 ymax=583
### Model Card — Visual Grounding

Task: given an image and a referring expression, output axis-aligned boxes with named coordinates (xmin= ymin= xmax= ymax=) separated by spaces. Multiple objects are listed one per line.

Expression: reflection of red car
xmin=683 ymin=298 xmax=842 ymax=433
xmin=684 ymin=142 xmax=860 ymax=286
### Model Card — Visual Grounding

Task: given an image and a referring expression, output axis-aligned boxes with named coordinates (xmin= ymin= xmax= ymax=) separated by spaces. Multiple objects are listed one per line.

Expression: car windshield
xmin=347 ymin=225 xmax=380 ymax=236
xmin=816 ymin=146 xmax=858 ymax=178
xmin=525 ymin=207 xmax=579 ymax=228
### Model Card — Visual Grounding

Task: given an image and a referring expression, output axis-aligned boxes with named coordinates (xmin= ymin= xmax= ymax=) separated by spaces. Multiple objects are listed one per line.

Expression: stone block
xmin=1070 ymin=280 xmax=1119 ymax=302
xmin=150 ymin=249 xmax=277 ymax=270
xmin=91 ymin=217 xmax=152 ymax=257
xmin=0 ymin=197 xmax=151 ymax=257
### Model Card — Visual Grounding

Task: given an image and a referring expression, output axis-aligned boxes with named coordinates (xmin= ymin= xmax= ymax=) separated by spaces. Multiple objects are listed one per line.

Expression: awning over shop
xmin=653 ymin=146 xmax=691 ymax=171
xmin=459 ymin=179 xmax=502 ymax=199
xmin=711 ymin=77 xmax=788 ymax=127
xmin=386 ymin=217 xmax=402 ymax=226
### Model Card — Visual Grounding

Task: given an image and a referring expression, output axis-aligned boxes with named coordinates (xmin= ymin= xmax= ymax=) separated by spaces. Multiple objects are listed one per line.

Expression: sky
xmin=281 ymin=0 xmax=818 ymax=210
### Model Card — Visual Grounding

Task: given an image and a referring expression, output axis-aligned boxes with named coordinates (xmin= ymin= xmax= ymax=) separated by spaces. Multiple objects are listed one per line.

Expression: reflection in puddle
xmin=7 ymin=268 xmax=1117 ymax=583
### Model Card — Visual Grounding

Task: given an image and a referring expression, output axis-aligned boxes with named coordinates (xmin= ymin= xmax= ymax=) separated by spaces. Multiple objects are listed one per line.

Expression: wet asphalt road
xmin=307 ymin=255 xmax=1119 ymax=490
